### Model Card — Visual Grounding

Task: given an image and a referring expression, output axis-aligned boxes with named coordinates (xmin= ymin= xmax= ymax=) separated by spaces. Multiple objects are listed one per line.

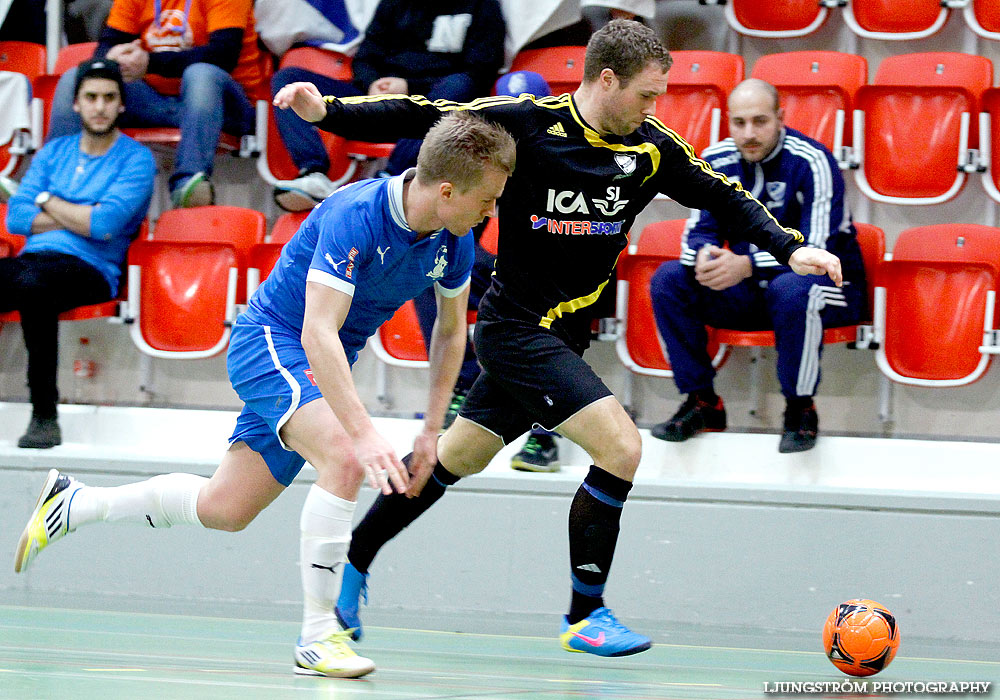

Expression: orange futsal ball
xmin=822 ymin=599 xmax=900 ymax=677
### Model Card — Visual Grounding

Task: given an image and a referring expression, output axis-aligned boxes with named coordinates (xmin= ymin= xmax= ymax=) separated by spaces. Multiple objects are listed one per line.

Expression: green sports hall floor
xmin=2 ymin=606 xmax=998 ymax=699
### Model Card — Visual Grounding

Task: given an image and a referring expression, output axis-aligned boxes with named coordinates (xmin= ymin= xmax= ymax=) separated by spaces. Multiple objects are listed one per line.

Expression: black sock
xmin=567 ymin=465 xmax=632 ymax=623
xmin=786 ymin=396 xmax=814 ymax=412
xmin=692 ymin=388 xmax=719 ymax=404
xmin=347 ymin=456 xmax=460 ymax=574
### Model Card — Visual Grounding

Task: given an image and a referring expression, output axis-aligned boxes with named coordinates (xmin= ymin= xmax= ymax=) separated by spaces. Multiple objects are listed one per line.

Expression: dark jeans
xmin=0 ymin=253 xmax=111 ymax=417
xmin=271 ymin=67 xmax=479 ymax=176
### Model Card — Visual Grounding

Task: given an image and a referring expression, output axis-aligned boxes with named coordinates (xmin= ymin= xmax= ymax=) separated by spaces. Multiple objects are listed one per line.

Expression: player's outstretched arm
xmin=407 ymin=285 xmax=471 ymax=497
xmin=273 ymin=81 xmax=328 ymax=124
xmin=302 ymin=282 xmax=408 ymax=494
xmin=788 ymin=247 xmax=843 ymax=287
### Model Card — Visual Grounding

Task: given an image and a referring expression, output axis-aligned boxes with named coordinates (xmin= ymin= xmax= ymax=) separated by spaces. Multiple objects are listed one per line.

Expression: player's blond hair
xmin=416 ymin=113 xmax=516 ymax=192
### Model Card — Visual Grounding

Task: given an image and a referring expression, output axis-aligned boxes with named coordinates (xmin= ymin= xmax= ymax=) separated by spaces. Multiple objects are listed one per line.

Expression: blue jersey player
xmin=14 ymin=113 xmax=517 ymax=679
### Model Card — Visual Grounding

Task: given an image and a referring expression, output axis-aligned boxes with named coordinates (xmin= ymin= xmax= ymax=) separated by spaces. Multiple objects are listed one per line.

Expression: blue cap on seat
xmin=494 ymin=70 xmax=551 ymax=98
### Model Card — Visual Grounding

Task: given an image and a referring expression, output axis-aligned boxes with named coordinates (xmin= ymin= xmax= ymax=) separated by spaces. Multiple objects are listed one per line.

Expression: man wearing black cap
xmin=2 ymin=58 xmax=155 ymax=448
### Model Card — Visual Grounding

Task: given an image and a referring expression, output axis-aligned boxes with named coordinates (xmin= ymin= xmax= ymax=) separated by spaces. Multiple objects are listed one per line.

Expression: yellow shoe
xmin=294 ymin=629 xmax=375 ymax=678
xmin=14 ymin=469 xmax=83 ymax=573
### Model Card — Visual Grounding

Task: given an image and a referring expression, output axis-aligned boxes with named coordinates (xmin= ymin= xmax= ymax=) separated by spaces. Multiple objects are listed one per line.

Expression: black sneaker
xmin=18 ymin=416 xmax=61 ymax=449
xmin=510 ymin=434 xmax=560 ymax=472
xmin=442 ymin=389 xmax=468 ymax=431
xmin=650 ymin=394 xmax=726 ymax=442
xmin=779 ymin=402 xmax=818 ymax=453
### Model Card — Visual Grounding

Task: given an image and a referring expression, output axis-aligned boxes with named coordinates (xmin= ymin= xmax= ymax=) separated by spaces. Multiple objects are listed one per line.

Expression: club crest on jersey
xmin=615 ymin=153 xmax=637 ymax=175
xmin=766 ymin=181 xmax=787 ymax=209
xmin=426 ymin=245 xmax=448 ymax=280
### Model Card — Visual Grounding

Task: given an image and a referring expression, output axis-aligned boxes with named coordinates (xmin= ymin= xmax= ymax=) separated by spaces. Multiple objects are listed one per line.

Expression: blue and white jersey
xmin=681 ymin=127 xmax=864 ymax=283
xmin=242 ymin=170 xmax=474 ymax=364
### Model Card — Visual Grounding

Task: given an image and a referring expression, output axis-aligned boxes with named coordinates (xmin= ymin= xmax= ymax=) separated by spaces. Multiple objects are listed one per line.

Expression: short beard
xmin=81 ymin=118 xmax=118 ymax=138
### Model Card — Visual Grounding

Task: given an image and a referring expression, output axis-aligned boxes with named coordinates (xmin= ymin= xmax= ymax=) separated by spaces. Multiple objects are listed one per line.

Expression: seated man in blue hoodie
xmin=649 ymin=79 xmax=866 ymax=454
xmin=2 ymin=59 xmax=155 ymax=448
xmin=271 ymin=0 xmax=505 ymax=211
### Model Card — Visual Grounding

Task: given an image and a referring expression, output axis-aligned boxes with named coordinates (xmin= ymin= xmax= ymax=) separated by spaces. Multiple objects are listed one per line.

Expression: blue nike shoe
xmin=559 ymin=607 xmax=652 ymax=657
xmin=335 ymin=562 xmax=369 ymax=641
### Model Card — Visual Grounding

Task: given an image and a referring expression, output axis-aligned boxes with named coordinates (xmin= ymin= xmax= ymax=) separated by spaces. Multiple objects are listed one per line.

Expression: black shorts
xmin=458 ymin=312 xmax=613 ymax=444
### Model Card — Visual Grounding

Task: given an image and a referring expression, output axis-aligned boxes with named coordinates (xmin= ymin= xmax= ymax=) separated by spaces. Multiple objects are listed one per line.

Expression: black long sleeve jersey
xmin=318 ymin=93 xmax=804 ymax=351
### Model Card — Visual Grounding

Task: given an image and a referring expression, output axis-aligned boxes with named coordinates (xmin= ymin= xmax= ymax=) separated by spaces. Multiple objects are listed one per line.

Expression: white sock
xmin=299 ymin=484 xmax=356 ymax=645
xmin=69 ymin=473 xmax=208 ymax=530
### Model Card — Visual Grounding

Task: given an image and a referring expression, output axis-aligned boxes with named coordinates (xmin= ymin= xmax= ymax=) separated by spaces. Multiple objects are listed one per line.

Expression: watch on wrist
xmin=34 ymin=191 xmax=51 ymax=208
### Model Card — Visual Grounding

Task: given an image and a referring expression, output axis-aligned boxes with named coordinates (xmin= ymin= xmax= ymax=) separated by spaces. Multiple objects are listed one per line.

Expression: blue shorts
xmin=227 ymin=318 xmax=324 ymax=486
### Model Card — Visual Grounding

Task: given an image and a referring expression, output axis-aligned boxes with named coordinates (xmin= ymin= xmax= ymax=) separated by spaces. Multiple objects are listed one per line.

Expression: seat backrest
xmin=856 ymin=53 xmax=992 ymax=201
xmin=879 ymin=224 xmax=1000 ymax=383
xmin=152 ymin=206 xmax=265 ymax=303
xmin=846 ymin=0 xmax=948 ymax=39
xmin=966 ymin=0 xmax=1000 ymax=37
xmin=129 ymin=240 xmax=237 ymax=357
xmin=378 ymin=299 xmax=428 ymax=363
xmin=726 ymin=0 xmax=828 ymax=37
xmin=0 ymin=41 xmax=46 ymax=80
xmin=53 ymin=42 xmax=97 ymax=75
xmin=480 ymin=216 xmax=498 ymax=256
xmin=270 ymin=211 xmax=309 ymax=245
xmin=279 ymin=47 xmax=353 ymax=81
xmin=656 ymin=51 xmax=744 ymax=156
xmin=509 ymin=46 xmax=586 ymax=97
xmin=852 ymin=222 xmax=885 ymax=318
xmin=752 ymin=51 xmax=867 ymax=151
xmin=0 ymin=202 xmax=25 ymax=257
xmin=983 ymin=88 xmax=1000 ymax=199
xmin=152 ymin=206 xmax=265 ymax=251
xmin=617 ymin=220 xmax=685 ymax=372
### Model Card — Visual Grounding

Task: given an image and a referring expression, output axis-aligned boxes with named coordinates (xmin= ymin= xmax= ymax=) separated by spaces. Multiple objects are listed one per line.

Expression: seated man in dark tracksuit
xmin=649 ymin=79 xmax=865 ymax=453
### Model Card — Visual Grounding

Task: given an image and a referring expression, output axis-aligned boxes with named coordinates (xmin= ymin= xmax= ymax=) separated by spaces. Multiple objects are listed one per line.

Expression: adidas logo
xmin=576 ymin=563 xmax=602 ymax=573
xmin=547 ymin=122 xmax=567 ymax=137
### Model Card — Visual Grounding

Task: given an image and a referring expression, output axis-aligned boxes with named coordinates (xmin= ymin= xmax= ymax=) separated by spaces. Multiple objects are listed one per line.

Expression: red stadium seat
xmin=751 ymin=52 xmax=868 ymax=158
xmin=126 ymin=239 xmax=239 ymax=359
xmin=246 ymin=211 xmax=309 ymax=297
xmin=844 ymin=0 xmax=951 ymax=40
xmin=965 ymin=0 xmax=1000 ymax=39
xmin=258 ymin=47 xmax=393 ymax=190
xmin=149 ymin=205 xmax=265 ymax=305
xmin=725 ymin=0 xmax=835 ymax=38
xmin=52 ymin=42 xmax=96 ymax=74
xmin=615 ymin=219 xmax=727 ymax=380
xmin=0 ymin=41 xmax=46 ymax=80
xmin=509 ymin=46 xmax=586 ymax=97
xmin=480 ymin=216 xmax=498 ymax=256
xmin=852 ymin=53 xmax=992 ymax=205
xmin=30 ymin=43 xmax=97 ymax=142
xmin=873 ymin=224 xmax=1000 ymax=386
xmin=371 ymin=299 xmax=429 ymax=366
xmin=657 ymin=51 xmax=744 ymax=157
xmin=269 ymin=210 xmax=309 ymax=245
xmin=979 ymin=88 xmax=1000 ymax=203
